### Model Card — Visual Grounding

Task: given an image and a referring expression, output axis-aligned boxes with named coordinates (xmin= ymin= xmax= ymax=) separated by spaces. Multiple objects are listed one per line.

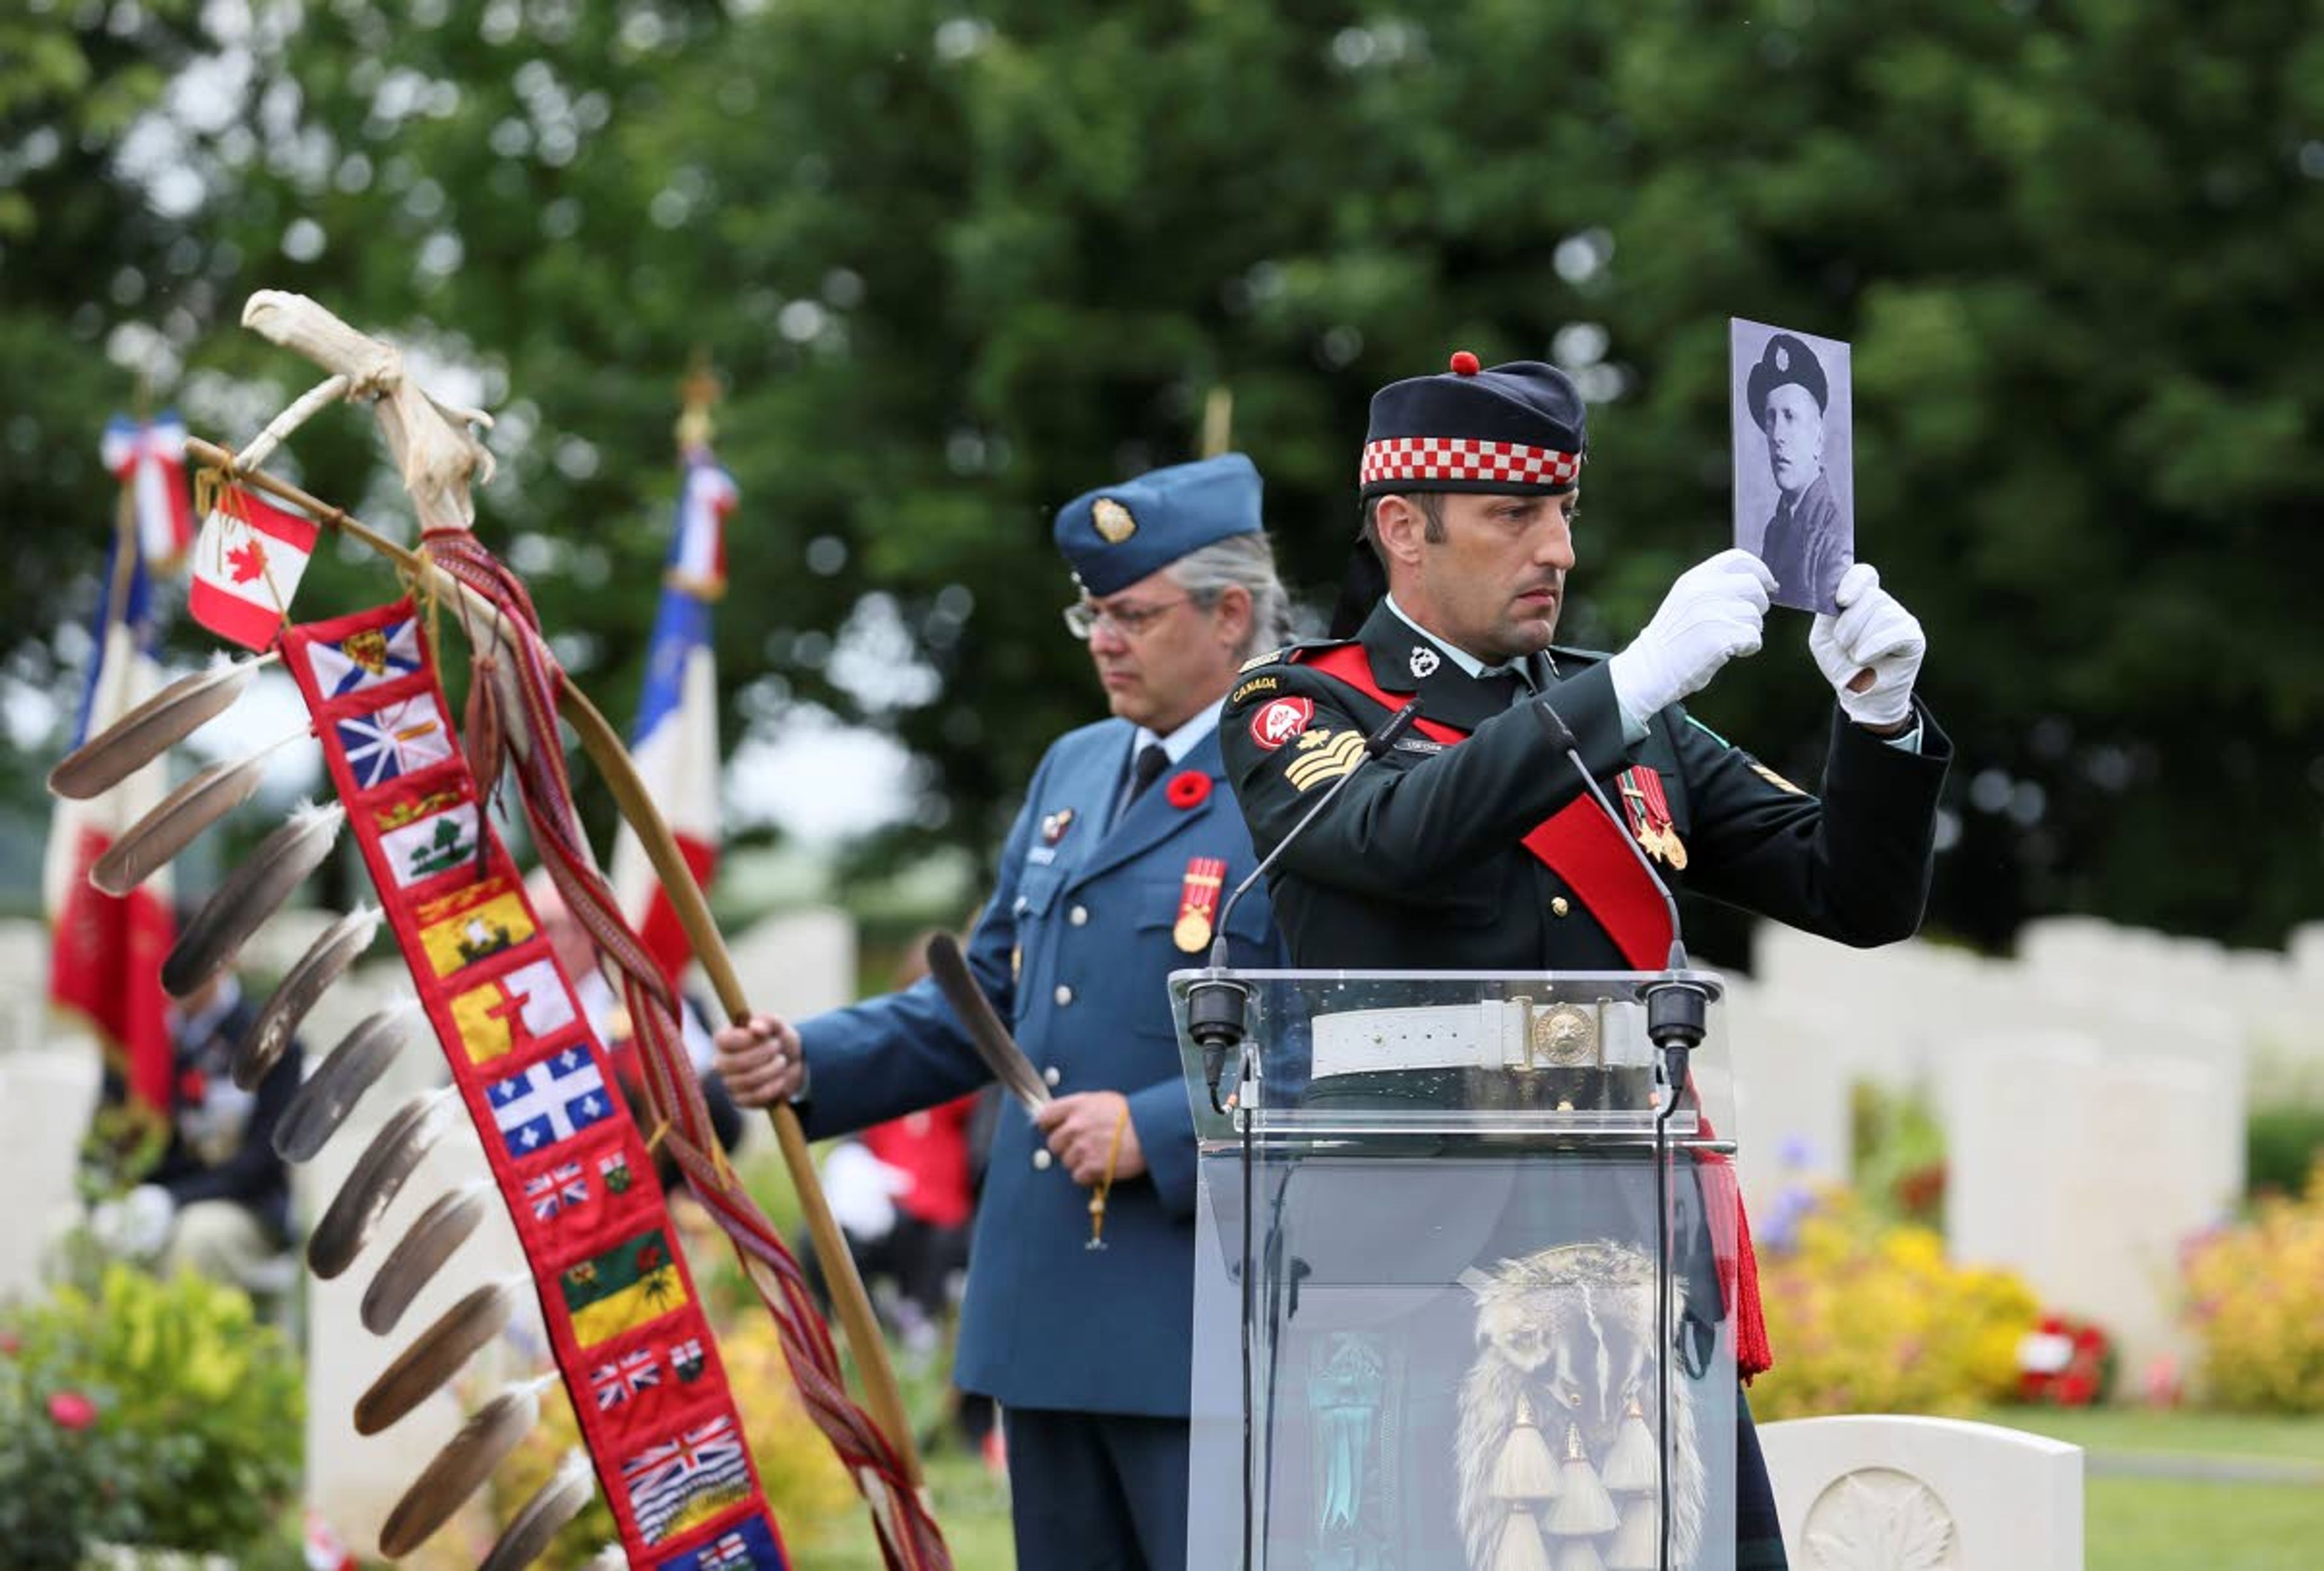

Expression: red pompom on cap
xmin=1448 ymin=350 xmax=1482 ymax=376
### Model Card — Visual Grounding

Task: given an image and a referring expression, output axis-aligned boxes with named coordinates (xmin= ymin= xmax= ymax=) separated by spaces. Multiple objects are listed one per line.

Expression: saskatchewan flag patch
xmin=562 ymin=1227 xmax=689 ymax=1346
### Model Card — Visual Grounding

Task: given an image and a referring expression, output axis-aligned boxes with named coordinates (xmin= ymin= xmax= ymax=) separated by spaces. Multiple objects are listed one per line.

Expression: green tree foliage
xmin=8 ymin=0 xmax=2322 ymax=949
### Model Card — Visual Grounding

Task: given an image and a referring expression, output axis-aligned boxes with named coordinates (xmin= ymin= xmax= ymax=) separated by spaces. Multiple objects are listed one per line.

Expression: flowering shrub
xmin=2015 ymin=1312 xmax=2116 ymax=1406
xmin=0 ymin=1265 xmax=303 ymax=1566
xmin=2182 ymin=1156 xmax=2324 ymax=1411
xmin=1750 ymin=1184 xmax=2040 ymax=1421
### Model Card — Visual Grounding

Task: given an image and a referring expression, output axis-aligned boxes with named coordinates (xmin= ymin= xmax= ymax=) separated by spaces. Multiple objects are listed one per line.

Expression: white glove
xmin=1607 ymin=548 xmax=1776 ymax=735
xmin=1810 ymin=563 xmax=1925 ymax=730
xmin=820 ymin=1142 xmax=910 ymax=1243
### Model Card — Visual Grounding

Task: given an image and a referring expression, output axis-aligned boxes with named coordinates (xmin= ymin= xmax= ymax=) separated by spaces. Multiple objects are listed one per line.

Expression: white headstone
xmin=0 ymin=1041 xmax=101 ymax=1303
xmin=1758 ymin=1414 xmax=2083 ymax=1570
xmin=1941 ymin=1030 xmax=2240 ymax=1378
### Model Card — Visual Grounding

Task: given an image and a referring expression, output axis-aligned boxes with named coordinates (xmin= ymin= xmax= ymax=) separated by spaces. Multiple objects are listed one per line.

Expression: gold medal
xmin=1173 ymin=855 xmax=1227 ymax=953
xmin=1661 ymin=826 xmax=1689 ymax=870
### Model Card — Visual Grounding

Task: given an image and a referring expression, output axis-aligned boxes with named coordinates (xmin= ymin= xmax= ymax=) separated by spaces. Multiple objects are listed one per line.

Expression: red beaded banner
xmin=284 ymin=597 xmax=789 ymax=1570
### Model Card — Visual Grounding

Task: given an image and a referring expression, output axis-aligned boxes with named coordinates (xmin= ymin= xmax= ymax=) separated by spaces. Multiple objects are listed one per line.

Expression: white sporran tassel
xmin=1491 ymin=1392 xmax=1564 ymax=1502
xmin=1493 ymin=1506 xmax=1555 ymax=1571
xmin=1600 ymin=1396 xmax=1657 ymax=1495
xmin=1554 ymin=1536 xmax=1607 ymax=1571
xmin=1544 ymin=1421 xmax=1618 ymax=1538
xmin=1604 ymin=1498 xmax=1658 ymax=1571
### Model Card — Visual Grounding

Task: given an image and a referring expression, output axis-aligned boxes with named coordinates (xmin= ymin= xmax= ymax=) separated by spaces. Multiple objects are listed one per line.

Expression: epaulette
xmin=1226 ymin=638 xmax=1349 ymax=709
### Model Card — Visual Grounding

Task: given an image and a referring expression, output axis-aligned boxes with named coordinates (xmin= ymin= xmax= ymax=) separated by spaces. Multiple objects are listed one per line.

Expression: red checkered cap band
xmin=1359 ymin=437 xmax=1582 ymax=489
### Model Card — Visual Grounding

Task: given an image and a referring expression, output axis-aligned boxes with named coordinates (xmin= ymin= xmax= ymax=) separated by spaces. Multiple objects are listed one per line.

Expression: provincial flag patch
xmin=589 ymin=1344 xmax=664 ymax=1411
xmin=655 ymin=1513 xmax=786 ymax=1570
xmin=335 ymin=694 xmax=455 ymax=789
xmin=619 ymin=1411 xmax=752 ymax=1546
xmin=562 ymin=1227 xmax=689 ymax=1349
xmin=305 ymin=613 xmax=424 ymax=697
xmin=380 ymin=797 xmax=481 ymax=888
xmin=524 ymin=1159 xmax=591 ymax=1222
xmin=448 ymin=957 xmax=578 ymax=1064
xmin=487 ymin=1045 xmax=615 ymax=1158
xmin=414 ymin=874 xmax=536 ymax=979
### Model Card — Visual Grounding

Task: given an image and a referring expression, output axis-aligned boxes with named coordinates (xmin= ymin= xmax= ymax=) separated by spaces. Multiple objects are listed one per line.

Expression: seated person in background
xmin=91 ymin=964 xmax=301 ymax=1293
xmin=527 ymin=869 xmax=744 ymax=1194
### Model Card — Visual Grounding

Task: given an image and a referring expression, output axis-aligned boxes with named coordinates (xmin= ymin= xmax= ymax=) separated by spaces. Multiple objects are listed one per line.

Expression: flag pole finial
xmin=677 ymin=351 xmax=720 ymax=452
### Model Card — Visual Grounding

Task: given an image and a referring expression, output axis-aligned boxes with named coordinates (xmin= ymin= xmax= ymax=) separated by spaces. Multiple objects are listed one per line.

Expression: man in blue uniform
xmin=1221 ymin=354 xmax=1947 ymax=1569
xmin=717 ymin=453 xmax=1293 ymax=1570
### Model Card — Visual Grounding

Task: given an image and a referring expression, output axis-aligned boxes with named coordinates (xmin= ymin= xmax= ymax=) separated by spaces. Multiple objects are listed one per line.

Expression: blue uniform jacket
xmin=796 ymin=716 xmax=1286 ymax=1417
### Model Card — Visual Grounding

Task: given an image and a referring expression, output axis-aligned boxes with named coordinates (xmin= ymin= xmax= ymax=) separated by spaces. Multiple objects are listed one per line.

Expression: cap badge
xmin=1774 ymin=344 xmax=1790 ymax=374
xmin=1409 ymin=646 xmax=1441 ymax=679
xmin=1091 ymin=497 xmax=1137 ymax=544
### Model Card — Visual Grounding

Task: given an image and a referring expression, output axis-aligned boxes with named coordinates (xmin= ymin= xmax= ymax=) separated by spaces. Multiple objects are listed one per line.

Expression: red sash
xmin=1298 ymin=645 xmax=1773 ymax=1375
xmin=1300 ymin=645 xmax=1673 ymax=969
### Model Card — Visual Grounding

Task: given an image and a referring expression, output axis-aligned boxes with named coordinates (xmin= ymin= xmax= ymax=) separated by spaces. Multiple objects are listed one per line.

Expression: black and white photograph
xmin=1731 ymin=318 xmax=1856 ymax=614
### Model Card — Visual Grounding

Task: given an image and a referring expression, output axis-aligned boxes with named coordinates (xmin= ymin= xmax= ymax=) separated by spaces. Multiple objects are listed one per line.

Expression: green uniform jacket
xmin=1219 ymin=601 xmax=1951 ymax=970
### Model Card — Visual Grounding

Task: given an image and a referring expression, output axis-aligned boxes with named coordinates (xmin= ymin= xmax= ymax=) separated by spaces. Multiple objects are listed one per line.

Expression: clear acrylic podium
xmin=1173 ymin=970 xmax=1742 ymax=1571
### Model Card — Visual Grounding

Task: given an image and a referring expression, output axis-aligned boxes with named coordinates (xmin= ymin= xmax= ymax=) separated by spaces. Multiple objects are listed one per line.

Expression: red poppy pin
xmin=1166 ymin=770 xmax=1211 ymax=810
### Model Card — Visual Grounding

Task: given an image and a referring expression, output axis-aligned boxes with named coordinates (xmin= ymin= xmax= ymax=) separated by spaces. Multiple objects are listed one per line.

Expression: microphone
xmin=1190 ymin=697 xmax=1425 ymax=1112
xmin=1529 ymin=702 xmax=1709 ymax=1065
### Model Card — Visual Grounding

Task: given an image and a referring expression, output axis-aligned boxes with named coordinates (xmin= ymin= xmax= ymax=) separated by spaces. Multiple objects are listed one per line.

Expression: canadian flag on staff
xmin=99 ymin=411 xmax=195 ymax=572
xmin=609 ymin=446 xmax=736 ymax=984
xmin=44 ymin=525 xmax=174 ymax=1121
xmin=189 ymin=487 xmax=320 ymax=651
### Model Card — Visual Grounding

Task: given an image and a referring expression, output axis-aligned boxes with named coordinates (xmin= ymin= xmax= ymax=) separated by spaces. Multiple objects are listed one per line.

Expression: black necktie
xmin=1119 ymin=742 xmax=1169 ymax=823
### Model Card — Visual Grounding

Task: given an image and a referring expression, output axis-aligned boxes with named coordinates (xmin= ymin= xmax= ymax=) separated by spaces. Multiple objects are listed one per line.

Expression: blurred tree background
xmin=5 ymin=0 xmax=2320 ymax=957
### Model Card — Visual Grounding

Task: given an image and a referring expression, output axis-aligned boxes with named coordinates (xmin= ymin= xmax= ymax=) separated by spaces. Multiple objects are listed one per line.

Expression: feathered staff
xmin=57 ymin=293 xmax=945 ymax=1567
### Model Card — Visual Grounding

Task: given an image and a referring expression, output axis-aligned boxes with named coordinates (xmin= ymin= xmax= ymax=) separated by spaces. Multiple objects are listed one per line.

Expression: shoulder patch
xmin=1247 ymin=697 xmax=1315 ymax=751
xmin=1229 ymin=673 xmax=1280 ymax=706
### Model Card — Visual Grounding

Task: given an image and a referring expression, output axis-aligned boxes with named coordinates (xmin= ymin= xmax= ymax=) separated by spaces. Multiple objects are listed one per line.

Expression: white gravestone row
xmin=1730 ymin=916 xmax=2311 ymax=1383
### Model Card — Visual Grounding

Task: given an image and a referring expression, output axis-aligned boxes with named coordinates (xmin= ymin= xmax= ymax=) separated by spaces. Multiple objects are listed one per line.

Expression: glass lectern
xmin=1176 ymin=970 xmax=1742 ymax=1571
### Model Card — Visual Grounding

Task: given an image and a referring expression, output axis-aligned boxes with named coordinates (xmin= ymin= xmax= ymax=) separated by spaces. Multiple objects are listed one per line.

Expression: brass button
xmin=1551 ymin=897 xmax=1571 ymax=918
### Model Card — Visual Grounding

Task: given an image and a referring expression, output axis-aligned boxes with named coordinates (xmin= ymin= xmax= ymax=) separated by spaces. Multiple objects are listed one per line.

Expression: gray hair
xmin=1167 ymin=532 xmax=1295 ymax=660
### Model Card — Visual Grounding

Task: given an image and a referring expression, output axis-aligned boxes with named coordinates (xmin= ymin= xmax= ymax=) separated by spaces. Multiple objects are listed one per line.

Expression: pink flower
xmin=0 ymin=1331 xmax=20 ymax=1357
xmin=47 ymin=1391 xmax=97 ymax=1431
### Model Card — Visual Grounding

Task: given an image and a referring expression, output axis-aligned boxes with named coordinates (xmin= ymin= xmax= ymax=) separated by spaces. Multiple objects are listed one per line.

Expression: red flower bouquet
xmin=2016 ymin=1312 xmax=2116 ymax=1406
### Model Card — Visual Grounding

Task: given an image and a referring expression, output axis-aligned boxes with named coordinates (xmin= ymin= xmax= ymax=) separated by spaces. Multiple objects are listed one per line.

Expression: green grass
xmin=2085 ymin=1478 xmax=2324 ymax=1571
xmin=1980 ymin=1405 xmax=2324 ymax=1463
xmin=1975 ymin=1407 xmax=2324 ymax=1570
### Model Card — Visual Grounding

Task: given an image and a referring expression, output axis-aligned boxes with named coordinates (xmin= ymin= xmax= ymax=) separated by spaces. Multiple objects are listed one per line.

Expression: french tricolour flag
xmin=43 ymin=515 xmax=174 ymax=1120
xmin=99 ymin=412 xmax=195 ymax=573
xmin=189 ymin=487 xmax=320 ymax=651
xmin=609 ymin=447 xmax=735 ymax=984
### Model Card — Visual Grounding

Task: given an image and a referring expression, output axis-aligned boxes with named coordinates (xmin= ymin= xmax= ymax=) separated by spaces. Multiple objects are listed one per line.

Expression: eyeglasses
xmin=1062 ymin=596 xmax=1190 ymax=640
